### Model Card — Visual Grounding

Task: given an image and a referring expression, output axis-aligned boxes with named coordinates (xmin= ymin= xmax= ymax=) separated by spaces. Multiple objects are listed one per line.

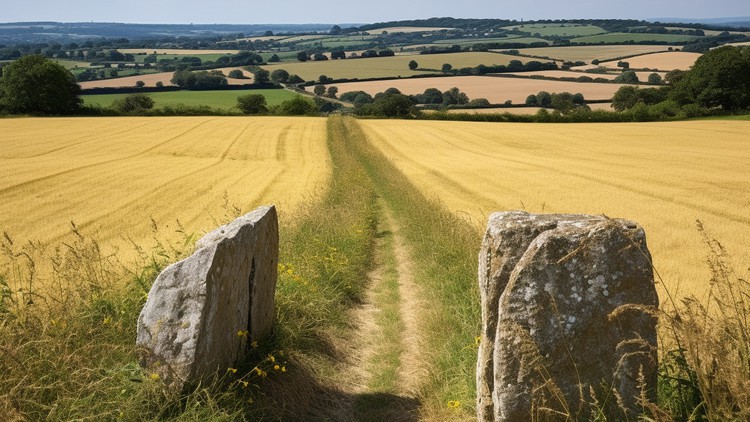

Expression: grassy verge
xmin=333 ymin=115 xmax=482 ymax=419
xmin=0 ymin=115 xmax=379 ymax=420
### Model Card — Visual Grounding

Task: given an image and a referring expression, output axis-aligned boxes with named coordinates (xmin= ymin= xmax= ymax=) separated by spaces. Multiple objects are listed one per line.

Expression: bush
xmin=227 ymin=69 xmax=246 ymax=79
xmin=275 ymin=96 xmax=316 ymax=116
xmin=111 ymin=94 xmax=155 ymax=114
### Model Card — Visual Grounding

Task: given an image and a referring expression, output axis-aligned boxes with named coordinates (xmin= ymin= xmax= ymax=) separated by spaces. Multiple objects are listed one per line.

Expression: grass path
xmin=346 ymin=202 xmax=427 ymax=421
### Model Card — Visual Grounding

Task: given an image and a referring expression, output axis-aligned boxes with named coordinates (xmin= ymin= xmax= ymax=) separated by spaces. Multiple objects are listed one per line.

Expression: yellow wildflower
xmin=227 ymin=367 xmax=237 ymax=374
xmin=149 ymin=373 xmax=160 ymax=381
xmin=237 ymin=330 xmax=248 ymax=337
xmin=447 ymin=400 xmax=461 ymax=408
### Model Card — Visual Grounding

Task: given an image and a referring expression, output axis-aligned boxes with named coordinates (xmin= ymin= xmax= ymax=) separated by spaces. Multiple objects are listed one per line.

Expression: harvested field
xmin=515 ymin=45 xmax=674 ymax=62
xmin=505 ymin=69 xmax=667 ymax=81
xmin=118 ymin=48 xmax=241 ymax=55
xmin=261 ymin=52 xmax=539 ymax=81
xmin=78 ymin=67 xmax=254 ymax=89
xmin=599 ymin=51 xmax=702 ymax=71
xmin=437 ymin=102 xmax=614 ymax=115
xmin=0 ymin=117 xmax=330 ymax=275
xmin=327 ymin=75 xmax=625 ymax=104
xmin=359 ymin=119 xmax=750 ymax=297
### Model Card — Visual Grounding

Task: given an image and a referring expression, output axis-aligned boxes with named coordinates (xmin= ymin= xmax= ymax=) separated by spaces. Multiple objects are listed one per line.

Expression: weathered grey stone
xmin=136 ymin=205 xmax=278 ymax=391
xmin=477 ymin=212 xmax=658 ymax=422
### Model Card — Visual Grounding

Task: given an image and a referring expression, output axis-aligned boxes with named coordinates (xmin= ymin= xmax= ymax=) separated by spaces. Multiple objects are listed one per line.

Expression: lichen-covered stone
xmin=477 ymin=212 xmax=658 ymax=421
xmin=136 ymin=206 xmax=278 ymax=391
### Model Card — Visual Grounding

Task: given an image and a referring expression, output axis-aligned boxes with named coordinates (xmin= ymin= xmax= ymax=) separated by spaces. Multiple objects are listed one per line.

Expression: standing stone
xmin=137 ymin=205 xmax=278 ymax=391
xmin=477 ymin=212 xmax=658 ymax=422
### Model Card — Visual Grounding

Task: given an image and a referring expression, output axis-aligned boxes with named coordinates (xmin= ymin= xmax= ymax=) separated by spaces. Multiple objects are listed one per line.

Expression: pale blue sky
xmin=3 ymin=0 xmax=750 ymax=24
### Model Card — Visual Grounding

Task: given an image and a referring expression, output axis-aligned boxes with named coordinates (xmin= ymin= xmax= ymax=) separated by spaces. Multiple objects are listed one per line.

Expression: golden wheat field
xmin=359 ymin=119 xmax=750 ymax=298
xmin=0 ymin=116 xmax=330 ymax=281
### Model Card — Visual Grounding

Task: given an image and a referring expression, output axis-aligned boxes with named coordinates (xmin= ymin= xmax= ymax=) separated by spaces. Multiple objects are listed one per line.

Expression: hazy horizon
xmin=3 ymin=0 xmax=750 ymax=25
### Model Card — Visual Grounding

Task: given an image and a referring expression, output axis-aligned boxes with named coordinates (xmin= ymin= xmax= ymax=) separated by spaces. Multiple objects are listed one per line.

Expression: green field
xmin=261 ymin=52 xmax=549 ymax=81
xmin=133 ymin=53 xmax=234 ymax=63
xmin=434 ymin=36 xmax=551 ymax=46
xmin=82 ymin=89 xmax=299 ymax=110
xmin=502 ymin=23 xmax=607 ymax=37
xmin=572 ymin=32 xmax=701 ymax=43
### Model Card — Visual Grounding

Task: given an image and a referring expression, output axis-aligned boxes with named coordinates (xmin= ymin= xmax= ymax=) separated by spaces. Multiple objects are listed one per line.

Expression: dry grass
xmin=262 ymin=52 xmax=548 ymax=81
xmin=515 ymin=45 xmax=674 ymax=62
xmin=328 ymin=75 xmax=625 ymax=103
xmin=0 ymin=116 xmax=331 ymax=284
xmin=358 ymin=119 xmax=750 ymax=299
xmin=599 ymin=52 xmax=702 ymax=71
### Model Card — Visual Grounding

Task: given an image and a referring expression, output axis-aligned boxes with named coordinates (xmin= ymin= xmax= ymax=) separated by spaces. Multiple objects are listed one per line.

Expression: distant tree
xmin=617 ymin=60 xmax=630 ymax=69
xmin=408 ymin=60 xmax=418 ymax=70
xmin=237 ymin=94 xmax=268 ymax=114
xmin=536 ymin=91 xmax=552 ymax=107
xmin=227 ymin=69 xmax=246 ymax=79
xmin=319 ymin=75 xmax=333 ymax=84
xmin=287 ymin=74 xmax=304 ymax=84
xmin=508 ymin=59 xmax=524 ymax=71
xmin=155 ymin=81 xmax=164 ymax=88
xmin=296 ymin=51 xmax=309 ymax=62
xmin=611 ymin=85 xmax=641 ymax=111
xmin=313 ymin=85 xmax=326 ymax=96
xmin=441 ymin=63 xmax=453 ymax=73
xmin=109 ymin=69 xmax=118 ymax=78
xmin=442 ymin=87 xmax=469 ymax=105
xmin=647 ymin=73 xmax=663 ymax=85
xmin=264 ymin=30 xmax=274 ymax=36
xmin=270 ymin=69 xmax=289 ymax=84
xmin=469 ymin=98 xmax=491 ymax=107
xmin=111 ymin=93 xmax=154 ymax=114
xmin=326 ymin=86 xmax=338 ymax=98
xmin=0 ymin=54 xmax=81 ymax=115
xmin=550 ymin=92 xmax=576 ymax=113
xmin=420 ymin=88 xmax=444 ymax=104
xmin=525 ymin=94 xmax=538 ymax=106
xmin=361 ymin=50 xmax=378 ymax=58
xmin=313 ymin=52 xmax=328 ymax=61
xmin=339 ymin=90 xmax=374 ymax=106
xmin=615 ymin=70 xmax=640 ymax=84
xmin=571 ymin=93 xmax=585 ymax=105
xmin=329 ymin=25 xmax=342 ymax=35
xmin=591 ymin=59 xmax=600 ymax=65
xmin=331 ymin=50 xmax=346 ymax=60
xmin=253 ymin=69 xmax=270 ymax=84
xmin=378 ymin=49 xmax=395 ymax=57
xmin=268 ymin=53 xmax=281 ymax=62
xmin=135 ymin=80 xmax=145 ymax=88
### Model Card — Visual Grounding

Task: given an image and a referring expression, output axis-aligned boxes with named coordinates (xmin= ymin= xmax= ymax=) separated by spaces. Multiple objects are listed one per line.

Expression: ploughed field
xmin=358 ymin=119 xmax=750 ymax=297
xmin=0 ymin=117 xmax=330 ymax=276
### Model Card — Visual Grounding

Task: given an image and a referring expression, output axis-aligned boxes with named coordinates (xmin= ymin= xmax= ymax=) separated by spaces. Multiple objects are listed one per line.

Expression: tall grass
xmin=657 ymin=222 xmax=750 ymax=421
xmin=334 ymin=115 xmax=482 ymax=420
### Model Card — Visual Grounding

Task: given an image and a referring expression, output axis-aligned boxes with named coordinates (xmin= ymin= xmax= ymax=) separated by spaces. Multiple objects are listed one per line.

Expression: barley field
xmin=0 ymin=116 xmax=330 ymax=279
xmin=599 ymin=51 xmax=702 ymax=71
xmin=359 ymin=119 xmax=750 ymax=297
xmin=515 ymin=45 xmax=673 ymax=62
